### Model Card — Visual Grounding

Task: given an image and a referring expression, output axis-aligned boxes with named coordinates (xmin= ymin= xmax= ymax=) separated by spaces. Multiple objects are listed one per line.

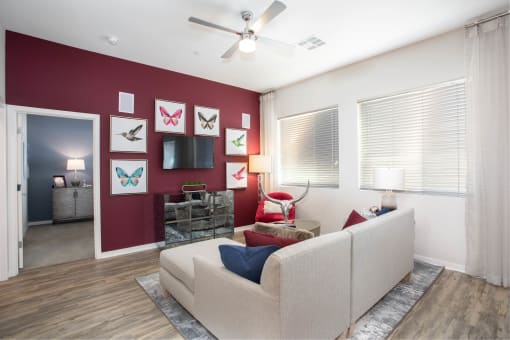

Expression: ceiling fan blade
xmin=189 ymin=17 xmax=241 ymax=36
xmin=252 ymin=1 xmax=287 ymax=32
xmin=221 ymin=40 xmax=240 ymax=59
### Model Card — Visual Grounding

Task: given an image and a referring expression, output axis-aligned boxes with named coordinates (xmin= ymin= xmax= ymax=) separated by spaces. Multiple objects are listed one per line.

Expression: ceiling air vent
xmin=298 ymin=36 xmax=326 ymax=50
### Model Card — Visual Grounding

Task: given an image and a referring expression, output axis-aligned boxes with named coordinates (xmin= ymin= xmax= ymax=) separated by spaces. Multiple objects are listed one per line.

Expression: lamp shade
xmin=239 ymin=37 xmax=256 ymax=53
xmin=67 ymin=159 xmax=85 ymax=171
xmin=374 ymin=168 xmax=403 ymax=190
xmin=249 ymin=155 xmax=271 ymax=174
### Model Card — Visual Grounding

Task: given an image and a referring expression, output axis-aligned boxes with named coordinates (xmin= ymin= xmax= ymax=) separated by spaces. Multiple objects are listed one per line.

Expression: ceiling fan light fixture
xmin=239 ymin=37 xmax=256 ymax=53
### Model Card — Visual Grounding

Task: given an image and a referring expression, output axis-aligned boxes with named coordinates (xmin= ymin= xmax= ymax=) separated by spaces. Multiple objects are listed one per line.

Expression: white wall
xmin=274 ymin=29 xmax=466 ymax=271
xmin=0 ymin=25 xmax=8 ymax=281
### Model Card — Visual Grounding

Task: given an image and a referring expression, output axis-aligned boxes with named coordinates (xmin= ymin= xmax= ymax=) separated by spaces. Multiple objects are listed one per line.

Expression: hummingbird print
xmin=117 ymin=124 xmax=143 ymax=142
xmin=231 ymin=134 xmax=245 ymax=147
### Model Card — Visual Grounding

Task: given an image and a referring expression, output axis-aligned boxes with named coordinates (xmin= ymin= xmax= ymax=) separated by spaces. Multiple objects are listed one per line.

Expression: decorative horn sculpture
xmin=259 ymin=180 xmax=310 ymax=222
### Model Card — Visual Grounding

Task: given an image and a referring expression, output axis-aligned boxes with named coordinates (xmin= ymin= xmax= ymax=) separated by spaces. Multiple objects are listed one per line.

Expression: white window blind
xmin=359 ymin=79 xmax=466 ymax=195
xmin=279 ymin=106 xmax=339 ymax=188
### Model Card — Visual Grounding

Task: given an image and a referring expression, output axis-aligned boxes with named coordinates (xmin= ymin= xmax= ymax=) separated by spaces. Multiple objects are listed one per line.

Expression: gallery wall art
xmin=225 ymin=128 xmax=247 ymax=155
xmin=195 ymin=105 xmax=220 ymax=137
xmin=110 ymin=116 xmax=147 ymax=153
xmin=111 ymin=159 xmax=148 ymax=195
xmin=226 ymin=162 xmax=247 ymax=189
xmin=155 ymin=99 xmax=186 ymax=134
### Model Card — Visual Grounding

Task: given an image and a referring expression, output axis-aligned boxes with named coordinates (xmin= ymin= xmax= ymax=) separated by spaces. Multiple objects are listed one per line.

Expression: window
xmin=278 ymin=106 xmax=339 ymax=188
xmin=359 ymin=79 xmax=466 ymax=195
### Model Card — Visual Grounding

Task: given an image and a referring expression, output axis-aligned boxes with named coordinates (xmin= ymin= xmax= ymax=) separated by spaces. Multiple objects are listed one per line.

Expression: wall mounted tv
xmin=163 ymin=136 xmax=214 ymax=169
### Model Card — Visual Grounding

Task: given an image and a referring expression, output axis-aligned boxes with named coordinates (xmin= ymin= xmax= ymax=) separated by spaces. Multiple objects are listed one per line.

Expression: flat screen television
xmin=163 ymin=136 xmax=214 ymax=169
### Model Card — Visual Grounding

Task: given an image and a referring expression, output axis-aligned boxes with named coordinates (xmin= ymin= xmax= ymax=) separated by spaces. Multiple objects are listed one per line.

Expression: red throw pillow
xmin=244 ymin=230 xmax=301 ymax=248
xmin=342 ymin=210 xmax=367 ymax=229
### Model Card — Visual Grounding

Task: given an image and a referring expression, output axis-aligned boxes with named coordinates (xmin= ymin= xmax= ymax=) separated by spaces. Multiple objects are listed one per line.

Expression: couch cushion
xmin=244 ymin=230 xmax=301 ymax=248
xmin=160 ymin=237 xmax=241 ymax=292
xmin=254 ymin=222 xmax=314 ymax=240
xmin=343 ymin=210 xmax=367 ymax=229
xmin=219 ymin=245 xmax=280 ymax=283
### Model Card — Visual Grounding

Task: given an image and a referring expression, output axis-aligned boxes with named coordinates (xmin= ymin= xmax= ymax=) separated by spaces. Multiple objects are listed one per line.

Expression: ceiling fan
xmin=189 ymin=1 xmax=289 ymax=59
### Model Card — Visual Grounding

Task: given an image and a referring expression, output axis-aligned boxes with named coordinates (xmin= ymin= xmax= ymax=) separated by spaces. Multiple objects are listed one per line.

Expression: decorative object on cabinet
xmin=111 ymin=159 xmax=148 ymax=195
xmin=110 ymin=115 xmax=147 ymax=153
xmin=53 ymin=187 xmax=93 ymax=223
xmin=157 ymin=189 xmax=234 ymax=248
xmin=194 ymin=105 xmax=220 ymax=137
xmin=225 ymin=128 xmax=247 ymax=155
xmin=374 ymin=168 xmax=404 ymax=210
xmin=249 ymin=154 xmax=272 ymax=201
xmin=67 ymin=159 xmax=85 ymax=187
xmin=52 ymin=175 xmax=67 ymax=188
xmin=118 ymin=91 xmax=134 ymax=114
xmin=226 ymin=162 xmax=247 ymax=189
xmin=155 ymin=99 xmax=186 ymax=134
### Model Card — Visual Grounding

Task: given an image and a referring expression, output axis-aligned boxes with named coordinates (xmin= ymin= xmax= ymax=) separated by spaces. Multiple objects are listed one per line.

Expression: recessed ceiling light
xmin=106 ymin=35 xmax=119 ymax=46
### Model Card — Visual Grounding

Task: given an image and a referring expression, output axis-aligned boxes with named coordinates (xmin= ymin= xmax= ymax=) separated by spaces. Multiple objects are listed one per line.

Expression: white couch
xmin=159 ymin=208 xmax=415 ymax=339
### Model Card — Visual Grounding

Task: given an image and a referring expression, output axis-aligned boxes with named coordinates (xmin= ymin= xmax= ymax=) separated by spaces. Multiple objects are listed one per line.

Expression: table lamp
xmin=249 ymin=155 xmax=271 ymax=201
xmin=374 ymin=168 xmax=404 ymax=210
xmin=67 ymin=158 xmax=85 ymax=187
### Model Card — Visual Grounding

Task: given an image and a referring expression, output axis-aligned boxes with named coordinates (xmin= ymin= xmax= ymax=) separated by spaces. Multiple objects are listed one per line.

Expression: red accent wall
xmin=6 ymin=31 xmax=260 ymax=252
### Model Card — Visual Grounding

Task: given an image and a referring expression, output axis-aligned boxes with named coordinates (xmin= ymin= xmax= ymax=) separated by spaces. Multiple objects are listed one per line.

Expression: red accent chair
xmin=255 ymin=192 xmax=296 ymax=223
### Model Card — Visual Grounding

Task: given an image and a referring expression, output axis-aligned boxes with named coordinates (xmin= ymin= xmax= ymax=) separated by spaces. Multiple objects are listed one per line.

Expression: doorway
xmin=22 ymin=114 xmax=94 ymax=269
xmin=5 ymin=105 xmax=102 ymax=277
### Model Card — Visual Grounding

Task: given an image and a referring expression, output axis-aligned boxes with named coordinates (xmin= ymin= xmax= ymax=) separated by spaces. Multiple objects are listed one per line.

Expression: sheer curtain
xmin=465 ymin=15 xmax=510 ymax=287
xmin=259 ymin=92 xmax=277 ymax=192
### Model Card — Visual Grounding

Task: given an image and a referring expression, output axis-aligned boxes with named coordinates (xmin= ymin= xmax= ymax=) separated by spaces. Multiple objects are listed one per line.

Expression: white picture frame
xmin=225 ymin=128 xmax=247 ymax=155
xmin=155 ymin=99 xmax=186 ymax=134
xmin=226 ymin=162 xmax=247 ymax=189
xmin=111 ymin=159 xmax=148 ymax=195
xmin=194 ymin=105 xmax=220 ymax=137
xmin=110 ymin=116 xmax=147 ymax=153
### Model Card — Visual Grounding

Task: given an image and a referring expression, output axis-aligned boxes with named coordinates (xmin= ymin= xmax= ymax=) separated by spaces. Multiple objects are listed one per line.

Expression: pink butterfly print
xmin=232 ymin=166 xmax=246 ymax=181
xmin=160 ymin=106 xmax=183 ymax=126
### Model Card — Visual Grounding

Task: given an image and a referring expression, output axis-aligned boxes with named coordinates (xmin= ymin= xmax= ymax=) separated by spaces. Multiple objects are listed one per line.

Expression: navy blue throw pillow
xmin=376 ymin=207 xmax=393 ymax=216
xmin=219 ymin=245 xmax=280 ymax=283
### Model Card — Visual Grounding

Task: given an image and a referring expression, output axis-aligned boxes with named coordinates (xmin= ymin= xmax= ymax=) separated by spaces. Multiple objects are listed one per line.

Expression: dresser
xmin=52 ymin=187 xmax=93 ymax=223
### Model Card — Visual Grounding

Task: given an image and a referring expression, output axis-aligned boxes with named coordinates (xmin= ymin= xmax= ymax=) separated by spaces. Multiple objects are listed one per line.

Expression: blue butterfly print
xmin=116 ymin=167 xmax=144 ymax=187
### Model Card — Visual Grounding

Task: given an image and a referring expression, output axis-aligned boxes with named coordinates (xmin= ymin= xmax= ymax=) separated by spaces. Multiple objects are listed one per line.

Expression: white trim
xmin=5 ymin=105 xmax=102 ymax=278
xmin=414 ymin=254 xmax=466 ymax=273
xmin=98 ymin=241 xmax=164 ymax=259
xmin=27 ymin=220 xmax=54 ymax=226
xmin=0 ymin=103 xmax=8 ymax=281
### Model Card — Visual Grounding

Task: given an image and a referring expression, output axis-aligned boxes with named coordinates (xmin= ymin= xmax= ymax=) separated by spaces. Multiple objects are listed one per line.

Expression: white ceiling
xmin=0 ymin=0 xmax=507 ymax=92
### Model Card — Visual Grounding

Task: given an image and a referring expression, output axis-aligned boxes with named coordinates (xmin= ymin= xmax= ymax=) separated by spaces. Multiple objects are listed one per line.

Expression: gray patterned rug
xmin=136 ymin=260 xmax=443 ymax=339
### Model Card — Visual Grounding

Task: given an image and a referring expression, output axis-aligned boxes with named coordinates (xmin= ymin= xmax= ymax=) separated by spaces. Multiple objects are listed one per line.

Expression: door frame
xmin=5 ymin=105 xmax=102 ymax=277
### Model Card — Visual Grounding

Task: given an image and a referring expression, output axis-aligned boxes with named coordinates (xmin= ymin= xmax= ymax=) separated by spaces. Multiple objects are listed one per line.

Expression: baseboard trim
xmin=27 ymin=220 xmax=53 ymax=226
xmin=98 ymin=241 xmax=165 ymax=259
xmin=414 ymin=254 xmax=465 ymax=273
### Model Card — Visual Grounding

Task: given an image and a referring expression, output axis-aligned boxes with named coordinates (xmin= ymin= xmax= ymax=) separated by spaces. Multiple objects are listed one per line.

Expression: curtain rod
xmin=465 ymin=9 xmax=509 ymax=28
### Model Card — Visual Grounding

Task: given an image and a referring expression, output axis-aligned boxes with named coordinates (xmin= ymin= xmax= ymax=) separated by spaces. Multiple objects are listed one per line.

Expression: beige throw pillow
xmin=263 ymin=201 xmax=282 ymax=214
xmin=253 ymin=222 xmax=314 ymax=241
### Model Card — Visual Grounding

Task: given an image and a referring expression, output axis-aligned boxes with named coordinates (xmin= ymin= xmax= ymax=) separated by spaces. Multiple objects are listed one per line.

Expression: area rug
xmin=136 ymin=260 xmax=443 ymax=339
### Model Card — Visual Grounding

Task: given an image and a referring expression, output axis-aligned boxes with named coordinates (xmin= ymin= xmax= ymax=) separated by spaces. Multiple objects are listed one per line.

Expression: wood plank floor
xmin=1 ymin=248 xmax=509 ymax=339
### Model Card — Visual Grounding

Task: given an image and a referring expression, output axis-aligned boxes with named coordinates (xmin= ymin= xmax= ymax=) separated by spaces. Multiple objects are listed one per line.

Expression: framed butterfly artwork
xmin=226 ymin=162 xmax=247 ymax=189
xmin=110 ymin=159 xmax=148 ymax=195
xmin=225 ymin=128 xmax=247 ymax=155
xmin=194 ymin=105 xmax=220 ymax=137
xmin=155 ymin=99 xmax=186 ymax=134
xmin=110 ymin=116 xmax=147 ymax=153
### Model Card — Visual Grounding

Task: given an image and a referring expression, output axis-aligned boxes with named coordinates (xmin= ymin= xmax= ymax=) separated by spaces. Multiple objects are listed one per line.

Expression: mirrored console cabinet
xmin=156 ymin=190 xmax=234 ymax=248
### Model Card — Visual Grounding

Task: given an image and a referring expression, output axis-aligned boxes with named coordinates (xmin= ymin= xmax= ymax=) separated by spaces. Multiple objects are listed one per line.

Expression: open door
xmin=16 ymin=113 xmax=28 ymax=269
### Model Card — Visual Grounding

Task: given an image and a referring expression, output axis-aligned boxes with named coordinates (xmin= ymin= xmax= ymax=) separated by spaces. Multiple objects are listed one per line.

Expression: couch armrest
xmin=347 ymin=208 xmax=415 ymax=322
xmin=193 ymin=255 xmax=280 ymax=339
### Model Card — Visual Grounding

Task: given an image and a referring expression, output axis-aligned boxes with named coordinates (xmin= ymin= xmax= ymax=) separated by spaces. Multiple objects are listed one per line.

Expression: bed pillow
xmin=219 ymin=245 xmax=280 ymax=283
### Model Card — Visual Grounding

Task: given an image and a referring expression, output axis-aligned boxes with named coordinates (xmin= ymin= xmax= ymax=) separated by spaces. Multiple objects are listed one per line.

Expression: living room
xmin=0 ymin=0 xmax=509 ymax=339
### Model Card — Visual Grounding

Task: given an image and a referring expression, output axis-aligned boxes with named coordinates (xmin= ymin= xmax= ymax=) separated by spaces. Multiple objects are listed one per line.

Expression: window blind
xmin=279 ymin=106 xmax=339 ymax=188
xmin=359 ymin=79 xmax=466 ymax=195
